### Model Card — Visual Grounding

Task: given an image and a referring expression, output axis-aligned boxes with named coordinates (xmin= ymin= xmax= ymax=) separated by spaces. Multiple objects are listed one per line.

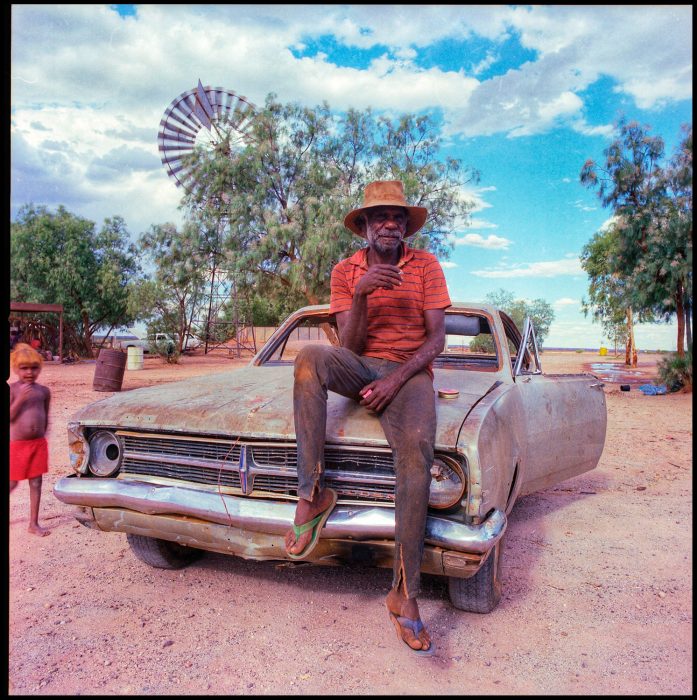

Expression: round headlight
xmin=428 ymin=455 xmax=466 ymax=510
xmin=88 ymin=430 xmax=122 ymax=477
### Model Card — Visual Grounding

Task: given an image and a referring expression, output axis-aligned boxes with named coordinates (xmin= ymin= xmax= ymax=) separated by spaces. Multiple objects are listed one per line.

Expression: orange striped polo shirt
xmin=329 ymin=244 xmax=451 ymax=364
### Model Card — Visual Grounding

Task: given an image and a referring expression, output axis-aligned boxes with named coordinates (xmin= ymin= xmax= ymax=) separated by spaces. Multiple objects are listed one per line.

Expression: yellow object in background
xmin=599 ymin=347 xmax=608 ymax=356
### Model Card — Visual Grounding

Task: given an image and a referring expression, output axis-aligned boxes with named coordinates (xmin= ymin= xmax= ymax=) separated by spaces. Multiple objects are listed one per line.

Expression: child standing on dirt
xmin=9 ymin=343 xmax=52 ymax=536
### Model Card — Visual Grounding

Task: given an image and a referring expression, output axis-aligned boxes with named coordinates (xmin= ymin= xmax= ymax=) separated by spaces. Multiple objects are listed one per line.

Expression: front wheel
xmin=448 ymin=538 xmax=503 ymax=613
xmin=126 ymin=534 xmax=203 ymax=569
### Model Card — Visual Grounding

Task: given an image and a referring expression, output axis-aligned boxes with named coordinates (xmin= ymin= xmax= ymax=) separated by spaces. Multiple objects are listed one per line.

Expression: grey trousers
xmin=293 ymin=345 xmax=436 ymax=599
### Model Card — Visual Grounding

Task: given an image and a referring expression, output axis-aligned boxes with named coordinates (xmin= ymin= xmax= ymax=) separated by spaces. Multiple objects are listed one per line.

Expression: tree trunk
xmin=685 ymin=300 xmax=692 ymax=350
xmin=675 ymin=290 xmax=685 ymax=357
xmin=82 ymin=311 xmax=95 ymax=358
xmin=625 ymin=308 xmax=637 ymax=367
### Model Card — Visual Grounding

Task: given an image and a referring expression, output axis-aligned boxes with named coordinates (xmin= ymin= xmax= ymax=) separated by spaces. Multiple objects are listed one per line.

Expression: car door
xmin=502 ymin=313 xmax=607 ymax=495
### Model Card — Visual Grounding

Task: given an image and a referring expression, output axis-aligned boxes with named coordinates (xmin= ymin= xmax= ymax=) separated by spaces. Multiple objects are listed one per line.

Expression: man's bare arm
xmin=358 ymin=308 xmax=446 ymax=413
xmin=336 ymin=264 xmax=403 ymax=354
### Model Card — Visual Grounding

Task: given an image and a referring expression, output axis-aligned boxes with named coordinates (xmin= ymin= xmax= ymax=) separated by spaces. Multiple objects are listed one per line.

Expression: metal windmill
xmin=157 ymin=80 xmax=257 ymax=356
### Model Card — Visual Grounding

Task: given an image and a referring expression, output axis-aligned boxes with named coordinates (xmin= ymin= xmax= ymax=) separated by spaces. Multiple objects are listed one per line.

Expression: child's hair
xmin=10 ymin=342 xmax=43 ymax=371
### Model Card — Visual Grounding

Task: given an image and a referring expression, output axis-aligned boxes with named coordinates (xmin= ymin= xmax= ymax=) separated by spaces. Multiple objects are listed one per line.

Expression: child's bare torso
xmin=10 ymin=382 xmax=50 ymax=441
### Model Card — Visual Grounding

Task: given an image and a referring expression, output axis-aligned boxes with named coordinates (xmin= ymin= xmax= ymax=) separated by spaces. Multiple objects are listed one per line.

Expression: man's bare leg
xmin=284 ymin=487 xmax=335 ymax=555
xmin=386 ymin=587 xmax=431 ymax=651
xmin=27 ymin=476 xmax=50 ymax=537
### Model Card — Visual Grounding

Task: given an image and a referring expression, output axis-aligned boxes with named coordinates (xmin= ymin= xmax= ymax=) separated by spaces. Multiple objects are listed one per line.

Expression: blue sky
xmin=10 ymin=4 xmax=692 ymax=349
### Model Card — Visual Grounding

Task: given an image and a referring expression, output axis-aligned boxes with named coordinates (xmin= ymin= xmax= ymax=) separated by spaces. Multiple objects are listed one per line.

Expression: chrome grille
xmin=119 ymin=433 xmax=242 ymax=489
xmin=114 ymin=432 xmax=396 ymax=503
xmin=122 ymin=458 xmax=241 ymax=489
xmin=122 ymin=434 xmax=241 ymax=463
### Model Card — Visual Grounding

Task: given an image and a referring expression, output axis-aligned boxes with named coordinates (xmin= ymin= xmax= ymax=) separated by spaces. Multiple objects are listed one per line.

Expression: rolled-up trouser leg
xmin=293 ymin=345 xmax=375 ymax=500
xmin=379 ymin=370 xmax=436 ymax=599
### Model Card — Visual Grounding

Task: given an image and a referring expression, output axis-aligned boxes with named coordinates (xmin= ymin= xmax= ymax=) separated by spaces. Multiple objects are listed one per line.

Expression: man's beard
xmin=370 ymin=229 xmax=403 ymax=255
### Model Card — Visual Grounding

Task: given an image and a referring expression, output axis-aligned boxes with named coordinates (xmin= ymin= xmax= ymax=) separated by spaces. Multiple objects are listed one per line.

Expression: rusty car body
xmin=53 ymin=303 xmax=607 ymax=612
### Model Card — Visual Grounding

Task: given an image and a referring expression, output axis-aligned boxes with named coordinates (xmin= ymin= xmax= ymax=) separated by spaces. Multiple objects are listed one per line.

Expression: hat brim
xmin=344 ymin=205 xmax=428 ymax=238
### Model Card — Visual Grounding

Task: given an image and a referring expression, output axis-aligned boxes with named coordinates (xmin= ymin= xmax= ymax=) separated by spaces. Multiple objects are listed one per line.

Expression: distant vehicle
xmin=179 ymin=333 xmax=203 ymax=352
xmin=55 ymin=302 xmax=607 ymax=613
xmin=94 ymin=331 xmax=149 ymax=353
xmin=152 ymin=333 xmax=202 ymax=353
xmin=111 ymin=332 xmax=202 ymax=354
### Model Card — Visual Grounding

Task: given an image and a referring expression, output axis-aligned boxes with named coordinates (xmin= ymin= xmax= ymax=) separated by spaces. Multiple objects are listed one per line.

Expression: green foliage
xmin=580 ymin=120 xmax=692 ymax=354
xmin=237 ymin=293 xmax=298 ymax=326
xmin=470 ymin=289 xmax=555 ymax=352
xmin=150 ymin=336 xmax=180 ymax=364
xmin=11 ymin=204 xmax=141 ymax=356
xmin=180 ymin=95 xmax=479 ymax=307
xmin=580 ymin=223 xmax=653 ymax=351
xmin=581 ymin=225 xmax=629 ymax=325
xmin=136 ymin=222 xmax=211 ymax=353
xmin=657 ymin=345 xmax=692 ymax=392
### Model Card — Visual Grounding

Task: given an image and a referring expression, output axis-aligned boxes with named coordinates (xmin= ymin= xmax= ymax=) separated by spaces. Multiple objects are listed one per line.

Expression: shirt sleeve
xmin=423 ymin=256 xmax=452 ymax=310
xmin=329 ymin=261 xmax=354 ymax=314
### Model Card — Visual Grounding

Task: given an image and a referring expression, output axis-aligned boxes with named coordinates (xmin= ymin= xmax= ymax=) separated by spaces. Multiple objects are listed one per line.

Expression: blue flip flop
xmin=388 ymin=611 xmax=436 ymax=656
xmin=286 ymin=488 xmax=338 ymax=560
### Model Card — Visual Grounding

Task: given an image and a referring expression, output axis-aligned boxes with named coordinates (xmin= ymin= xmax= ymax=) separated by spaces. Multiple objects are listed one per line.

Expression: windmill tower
xmin=157 ymin=80 xmax=257 ymax=356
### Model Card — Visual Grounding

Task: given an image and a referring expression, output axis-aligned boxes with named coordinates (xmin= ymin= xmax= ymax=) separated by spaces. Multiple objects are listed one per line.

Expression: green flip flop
xmin=286 ymin=488 xmax=338 ymax=560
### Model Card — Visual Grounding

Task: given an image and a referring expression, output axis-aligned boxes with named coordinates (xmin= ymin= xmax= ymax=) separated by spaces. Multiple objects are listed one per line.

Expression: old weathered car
xmin=53 ymin=303 xmax=607 ymax=613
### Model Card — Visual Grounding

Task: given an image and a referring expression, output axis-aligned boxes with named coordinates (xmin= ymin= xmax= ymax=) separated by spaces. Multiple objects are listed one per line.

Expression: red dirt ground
xmin=8 ymin=350 xmax=692 ymax=695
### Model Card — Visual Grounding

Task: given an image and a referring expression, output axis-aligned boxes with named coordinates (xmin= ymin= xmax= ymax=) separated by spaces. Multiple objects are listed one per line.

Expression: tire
xmin=448 ymin=538 xmax=503 ymax=613
xmin=126 ymin=534 xmax=203 ymax=569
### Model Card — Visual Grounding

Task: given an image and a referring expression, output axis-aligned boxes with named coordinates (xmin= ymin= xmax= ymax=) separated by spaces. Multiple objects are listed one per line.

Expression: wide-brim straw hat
xmin=344 ymin=180 xmax=428 ymax=238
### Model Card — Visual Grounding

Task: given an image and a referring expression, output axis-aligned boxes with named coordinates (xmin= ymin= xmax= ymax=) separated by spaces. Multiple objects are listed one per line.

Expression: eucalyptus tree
xmin=470 ymin=288 xmax=555 ymax=353
xmin=135 ymin=221 xmax=211 ymax=353
xmin=580 ymin=222 xmax=655 ymax=364
xmin=580 ymin=119 xmax=692 ymax=356
xmin=180 ymin=94 xmax=479 ymax=307
xmin=11 ymin=204 xmax=140 ymax=356
xmin=663 ymin=125 xmax=692 ymax=349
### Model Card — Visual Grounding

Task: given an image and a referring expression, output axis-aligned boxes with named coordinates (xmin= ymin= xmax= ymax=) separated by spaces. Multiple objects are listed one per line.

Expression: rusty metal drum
xmin=93 ymin=349 xmax=127 ymax=392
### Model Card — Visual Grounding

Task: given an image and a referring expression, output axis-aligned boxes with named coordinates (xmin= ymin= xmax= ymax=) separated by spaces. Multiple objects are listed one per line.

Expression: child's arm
xmin=9 ymin=383 xmax=31 ymax=423
xmin=44 ymin=386 xmax=51 ymax=434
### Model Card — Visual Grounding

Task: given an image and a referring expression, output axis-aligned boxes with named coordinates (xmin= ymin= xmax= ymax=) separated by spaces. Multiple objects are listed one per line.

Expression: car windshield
xmin=258 ymin=311 xmax=499 ymax=369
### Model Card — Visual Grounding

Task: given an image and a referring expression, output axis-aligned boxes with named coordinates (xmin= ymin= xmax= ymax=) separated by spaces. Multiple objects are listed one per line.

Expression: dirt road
xmin=8 ymin=351 xmax=692 ymax=695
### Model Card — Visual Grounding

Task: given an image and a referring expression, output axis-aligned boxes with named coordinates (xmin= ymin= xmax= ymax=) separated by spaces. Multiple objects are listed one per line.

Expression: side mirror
xmin=513 ymin=317 xmax=542 ymax=377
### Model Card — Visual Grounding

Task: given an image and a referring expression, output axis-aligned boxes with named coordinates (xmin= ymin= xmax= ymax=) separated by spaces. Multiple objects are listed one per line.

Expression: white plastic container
xmin=126 ymin=345 xmax=144 ymax=370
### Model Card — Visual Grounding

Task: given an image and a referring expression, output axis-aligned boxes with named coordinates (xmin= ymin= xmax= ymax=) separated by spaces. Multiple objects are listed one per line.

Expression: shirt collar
xmin=348 ymin=243 xmax=415 ymax=270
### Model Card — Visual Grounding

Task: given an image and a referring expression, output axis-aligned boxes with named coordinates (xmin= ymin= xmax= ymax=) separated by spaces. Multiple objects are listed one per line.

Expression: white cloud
xmin=10 ymin=5 xmax=691 ymax=141
xmin=455 ymin=233 xmax=512 ymax=249
xmin=599 ymin=216 xmax=620 ymax=232
xmin=440 ymin=261 xmax=458 ymax=269
xmin=553 ymin=297 xmax=579 ymax=308
xmin=8 ymin=5 xmax=691 ymax=244
xmin=468 ymin=219 xmax=499 ymax=230
xmin=472 ymin=258 xmax=584 ymax=278
xmin=573 ymin=200 xmax=597 ymax=212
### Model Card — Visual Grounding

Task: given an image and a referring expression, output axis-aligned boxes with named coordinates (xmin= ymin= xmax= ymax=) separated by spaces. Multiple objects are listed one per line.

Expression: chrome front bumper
xmin=54 ymin=475 xmax=506 ymax=555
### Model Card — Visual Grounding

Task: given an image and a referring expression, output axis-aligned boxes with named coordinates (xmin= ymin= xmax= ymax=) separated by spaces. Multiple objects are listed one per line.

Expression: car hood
xmin=73 ymin=365 xmax=501 ymax=449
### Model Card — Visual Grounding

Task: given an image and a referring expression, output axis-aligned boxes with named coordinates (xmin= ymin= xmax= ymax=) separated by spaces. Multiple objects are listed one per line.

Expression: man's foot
xmin=284 ymin=488 xmax=337 ymax=558
xmin=28 ymin=524 xmax=51 ymax=537
xmin=386 ymin=587 xmax=432 ymax=653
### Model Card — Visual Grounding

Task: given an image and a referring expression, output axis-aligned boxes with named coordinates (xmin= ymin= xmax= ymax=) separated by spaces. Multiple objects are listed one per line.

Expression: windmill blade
xmin=157 ymin=82 xmax=257 ymax=192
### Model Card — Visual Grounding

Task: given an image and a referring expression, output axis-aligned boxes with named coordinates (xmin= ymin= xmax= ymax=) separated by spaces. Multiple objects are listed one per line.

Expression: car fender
xmin=456 ymin=381 xmax=527 ymax=522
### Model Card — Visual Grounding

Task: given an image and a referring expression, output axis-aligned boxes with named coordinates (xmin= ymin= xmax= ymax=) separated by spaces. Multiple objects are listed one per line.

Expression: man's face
xmin=364 ymin=206 xmax=408 ymax=255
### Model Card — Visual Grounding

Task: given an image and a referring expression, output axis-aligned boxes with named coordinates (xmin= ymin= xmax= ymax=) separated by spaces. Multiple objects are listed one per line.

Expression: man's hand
xmin=355 ymin=264 xmax=402 ymax=296
xmin=359 ymin=373 xmax=404 ymax=413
